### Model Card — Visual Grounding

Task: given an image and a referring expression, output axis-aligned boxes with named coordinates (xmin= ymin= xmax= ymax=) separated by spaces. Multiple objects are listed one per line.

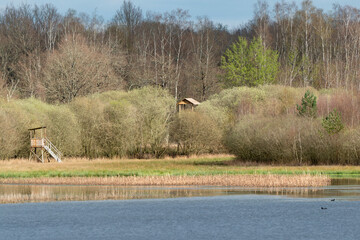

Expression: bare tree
xmin=187 ymin=17 xmax=220 ymax=100
xmin=42 ymin=35 xmax=121 ymax=103
xmin=112 ymin=0 xmax=142 ymax=54
xmin=253 ymin=0 xmax=271 ymax=49
xmin=61 ymin=9 xmax=86 ymax=42
xmin=34 ymin=4 xmax=61 ymax=52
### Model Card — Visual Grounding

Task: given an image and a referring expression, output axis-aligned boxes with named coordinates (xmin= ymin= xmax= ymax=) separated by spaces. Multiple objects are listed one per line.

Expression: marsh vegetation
xmin=0 ymin=174 xmax=330 ymax=188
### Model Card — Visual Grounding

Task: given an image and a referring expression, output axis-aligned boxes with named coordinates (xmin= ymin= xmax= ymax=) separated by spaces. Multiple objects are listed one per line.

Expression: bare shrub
xmin=197 ymin=86 xmax=266 ymax=128
xmin=224 ymin=115 xmax=346 ymax=165
xmin=127 ymin=87 xmax=174 ymax=157
xmin=0 ymin=73 xmax=6 ymax=99
xmin=0 ymin=107 xmax=27 ymax=158
xmin=317 ymin=92 xmax=360 ymax=127
xmin=0 ymin=98 xmax=82 ymax=159
xmin=69 ymin=97 xmax=106 ymax=158
xmin=170 ymin=111 xmax=222 ymax=155
xmin=101 ymin=99 xmax=139 ymax=157
xmin=69 ymin=87 xmax=174 ymax=158
xmin=46 ymin=105 xmax=81 ymax=156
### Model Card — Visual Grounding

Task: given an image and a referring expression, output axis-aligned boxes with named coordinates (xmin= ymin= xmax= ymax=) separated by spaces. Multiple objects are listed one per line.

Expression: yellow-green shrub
xmin=170 ymin=111 xmax=222 ymax=155
xmin=224 ymin=115 xmax=349 ymax=165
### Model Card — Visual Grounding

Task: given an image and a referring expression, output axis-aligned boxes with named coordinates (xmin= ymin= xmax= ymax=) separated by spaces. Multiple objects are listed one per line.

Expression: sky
xmin=2 ymin=0 xmax=360 ymax=29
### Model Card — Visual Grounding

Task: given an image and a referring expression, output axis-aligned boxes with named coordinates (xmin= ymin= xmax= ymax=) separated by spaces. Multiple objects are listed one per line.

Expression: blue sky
xmin=2 ymin=0 xmax=360 ymax=28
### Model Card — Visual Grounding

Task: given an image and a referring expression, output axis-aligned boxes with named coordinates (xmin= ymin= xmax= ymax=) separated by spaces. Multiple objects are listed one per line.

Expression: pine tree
xmin=296 ymin=90 xmax=317 ymax=118
xmin=322 ymin=109 xmax=344 ymax=134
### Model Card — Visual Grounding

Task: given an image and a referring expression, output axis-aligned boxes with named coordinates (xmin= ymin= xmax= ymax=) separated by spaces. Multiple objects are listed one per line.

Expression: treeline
xmin=0 ymin=1 xmax=231 ymax=103
xmin=2 ymin=1 xmax=360 ymax=103
xmin=246 ymin=0 xmax=360 ymax=89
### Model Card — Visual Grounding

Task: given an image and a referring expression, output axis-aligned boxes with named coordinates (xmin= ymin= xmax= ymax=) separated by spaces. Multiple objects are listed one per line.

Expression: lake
xmin=0 ymin=179 xmax=360 ymax=240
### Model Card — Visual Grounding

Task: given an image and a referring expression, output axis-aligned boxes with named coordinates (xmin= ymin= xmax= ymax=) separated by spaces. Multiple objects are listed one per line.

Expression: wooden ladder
xmin=43 ymin=138 xmax=62 ymax=163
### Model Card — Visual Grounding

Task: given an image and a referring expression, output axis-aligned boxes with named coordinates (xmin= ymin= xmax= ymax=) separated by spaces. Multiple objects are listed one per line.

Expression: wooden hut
xmin=177 ymin=98 xmax=200 ymax=112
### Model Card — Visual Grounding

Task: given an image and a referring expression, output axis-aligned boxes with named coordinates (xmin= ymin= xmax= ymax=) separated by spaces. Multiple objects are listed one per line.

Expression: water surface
xmin=1 ymin=180 xmax=360 ymax=239
xmin=0 ymin=195 xmax=359 ymax=240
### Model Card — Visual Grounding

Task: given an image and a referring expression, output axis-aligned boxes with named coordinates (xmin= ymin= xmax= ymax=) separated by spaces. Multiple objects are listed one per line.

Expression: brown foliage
xmin=317 ymin=92 xmax=360 ymax=127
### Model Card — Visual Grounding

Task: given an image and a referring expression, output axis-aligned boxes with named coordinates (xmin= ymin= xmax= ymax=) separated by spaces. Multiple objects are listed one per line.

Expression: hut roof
xmin=178 ymin=98 xmax=200 ymax=106
xmin=28 ymin=126 xmax=46 ymax=131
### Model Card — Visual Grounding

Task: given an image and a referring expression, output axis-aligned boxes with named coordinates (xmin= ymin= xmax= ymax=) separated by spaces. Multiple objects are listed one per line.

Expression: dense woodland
xmin=1 ymin=0 xmax=360 ymax=103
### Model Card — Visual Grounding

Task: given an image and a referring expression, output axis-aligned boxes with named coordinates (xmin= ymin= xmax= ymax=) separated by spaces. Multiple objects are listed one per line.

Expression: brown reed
xmin=0 ymin=174 xmax=330 ymax=188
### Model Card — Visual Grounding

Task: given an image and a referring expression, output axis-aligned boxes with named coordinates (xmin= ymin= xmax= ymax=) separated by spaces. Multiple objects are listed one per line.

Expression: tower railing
xmin=43 ymin=138 xmax=62 ymax=162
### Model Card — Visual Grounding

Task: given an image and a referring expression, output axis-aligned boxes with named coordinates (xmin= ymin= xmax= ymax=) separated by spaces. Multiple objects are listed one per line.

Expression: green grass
xmin=1 ymin=156 xmax=360 ymax=179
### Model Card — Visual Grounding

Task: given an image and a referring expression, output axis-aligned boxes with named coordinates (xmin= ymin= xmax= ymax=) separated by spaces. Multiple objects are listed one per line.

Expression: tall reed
xmin=0 ymin=174 xmax=330 ymax=187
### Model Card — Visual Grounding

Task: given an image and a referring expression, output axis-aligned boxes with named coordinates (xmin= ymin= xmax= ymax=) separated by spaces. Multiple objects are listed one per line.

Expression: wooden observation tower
xmin=29 ymin=126 xmax=62 ymax=163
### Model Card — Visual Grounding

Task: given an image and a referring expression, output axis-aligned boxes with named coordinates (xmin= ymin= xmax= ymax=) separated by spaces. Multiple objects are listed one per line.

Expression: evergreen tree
xmin=296 ymin=90 xmax=317 ymax=118
xmin=322 ymin=109 xmax=344 ymax=134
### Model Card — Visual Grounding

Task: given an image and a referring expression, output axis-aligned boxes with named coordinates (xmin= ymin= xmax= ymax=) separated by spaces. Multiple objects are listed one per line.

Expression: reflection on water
xmin=332 ymin=178 xmax=360 ymax=185
xmin=1 ymin=180 xmax=360 ymax=203
xmin=0 ymin=185 xmax=227 ymax=203
xmin=0 ymin=185 xmax=355 ymax=203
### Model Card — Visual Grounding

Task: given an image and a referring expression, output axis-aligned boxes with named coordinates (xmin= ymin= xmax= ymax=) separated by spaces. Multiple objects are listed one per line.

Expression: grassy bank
xmin=0 ymin=156 xmax=359 ymax=179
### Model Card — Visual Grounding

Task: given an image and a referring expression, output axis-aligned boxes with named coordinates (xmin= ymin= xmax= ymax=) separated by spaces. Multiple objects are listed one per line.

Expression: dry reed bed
xmin=0 ymin=174 xmax=330 ymax=187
